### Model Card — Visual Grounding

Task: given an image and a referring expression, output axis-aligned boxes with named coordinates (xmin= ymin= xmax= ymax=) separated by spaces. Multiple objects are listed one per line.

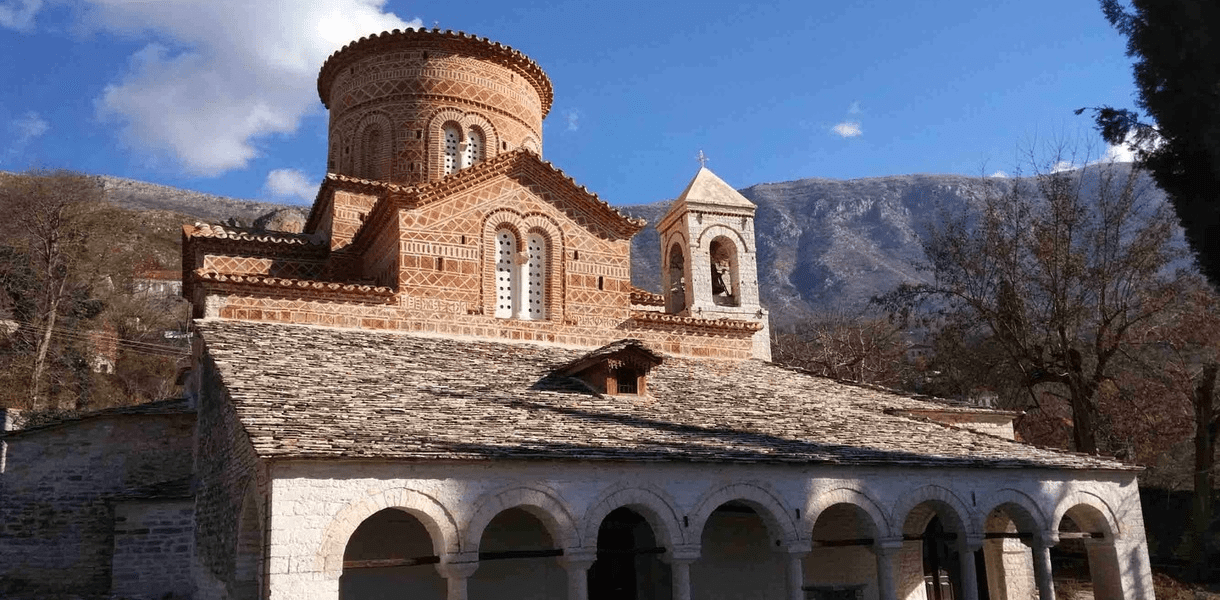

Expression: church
xmin=0 ymin=28 xmax=1153 ymax=600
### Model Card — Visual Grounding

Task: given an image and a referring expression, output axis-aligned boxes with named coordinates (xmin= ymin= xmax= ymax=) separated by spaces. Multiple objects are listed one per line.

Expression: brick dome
xmin=317 ymin=29 xmax=553 ymax=185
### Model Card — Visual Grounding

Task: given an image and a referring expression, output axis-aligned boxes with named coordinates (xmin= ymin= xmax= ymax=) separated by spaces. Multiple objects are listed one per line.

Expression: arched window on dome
xmin=443 ymin=123 xmax=461 ymax=175
xmin=523 ymin=232 xmax=547 ymax=320
xmin=463 ymin=127 xmax=484 ymax=169
xmin=494 ymin=228 xmax=517 ymax=319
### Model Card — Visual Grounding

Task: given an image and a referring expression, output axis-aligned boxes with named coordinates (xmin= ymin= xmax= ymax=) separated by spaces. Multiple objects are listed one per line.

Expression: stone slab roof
xmin=196 ymin=320 xmax=1133 ymax=471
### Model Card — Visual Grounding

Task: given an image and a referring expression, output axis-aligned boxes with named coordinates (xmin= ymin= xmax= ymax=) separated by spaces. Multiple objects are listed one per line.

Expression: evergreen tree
xmin=1079 ymin=0 xmax=1220 ymax=287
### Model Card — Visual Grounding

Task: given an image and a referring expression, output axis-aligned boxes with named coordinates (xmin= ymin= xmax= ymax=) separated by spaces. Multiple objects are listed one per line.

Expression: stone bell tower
xmin=656 ymin=166 xmax=771 ymax=360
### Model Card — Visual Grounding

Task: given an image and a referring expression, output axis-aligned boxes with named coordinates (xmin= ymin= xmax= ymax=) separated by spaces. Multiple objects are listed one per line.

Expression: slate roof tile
xmin=196 ymin=320 xmax=1133 ymax=471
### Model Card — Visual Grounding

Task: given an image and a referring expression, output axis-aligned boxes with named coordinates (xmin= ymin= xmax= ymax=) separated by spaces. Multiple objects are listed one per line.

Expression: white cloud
xmin=1051 ymin=160 xmax=1077 ymax=174
xmin=988 ymin=170 xmax=1009 ymax=178
xmin=4 ymin=110 xmax=49 ymax=158
xmin=564 ymin=109 xmax=579 ymax=132
xmin=264 ymin=168 xmax=316 ymax=202
xmin=88 ymin=0 xmax=420 ymax=176
xmin=0 ymin=0 xmax=43 ymax=30
xmin=831 ymin=121 xmax=862 ymax=138
xmin=1102 ymin=143 xmax=1135 ymax=163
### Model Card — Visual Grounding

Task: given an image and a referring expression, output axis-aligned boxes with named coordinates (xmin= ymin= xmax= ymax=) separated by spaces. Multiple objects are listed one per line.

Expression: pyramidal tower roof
xmin=673 ymin=167 xmax=756 ymax=211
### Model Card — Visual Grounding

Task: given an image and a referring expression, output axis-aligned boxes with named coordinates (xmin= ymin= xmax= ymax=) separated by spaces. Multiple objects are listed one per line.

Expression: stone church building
xmin=0 ymin=28 xmax=1154 ymax=600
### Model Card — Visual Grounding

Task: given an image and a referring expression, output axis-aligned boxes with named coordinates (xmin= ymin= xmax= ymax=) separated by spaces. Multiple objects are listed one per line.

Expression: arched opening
xmin=361 ymin=125 xmax=386 ymax=180
xmin=464 ymin=127 xmax=484 ymax=169
xmin=589 ymin=507 xmax=671 ymax=600
xmin=665 ymin=243 xmax=686 ymax=314
xmin=708 ymin=237 xmax=739 ymax=307
xmin=805 ymin=503 xmax=880 ymax=600
xmin=898 ymin=502 xmax=969 ymax=600
xmin=469 ymin=507 xmax=565 ymax=600
xmin=495 ymin=228 xmax=518 ymax=319
xmin=692 ymin=501 xmax=786 ymax=599
xmin=980 ymin=505 xmax=1038 ymax=600
xmin=1054 ymin=505 xmax=1121 ymax=600
xmin=232 ymin=486 xmax=263 ymax=600
xmin=523 ymin=232 xmax=547 ymax=320
xmin=340 ymin=508 xmax=445 ymax=600
xmin=443 ymin=123 xmax=461 ymax=175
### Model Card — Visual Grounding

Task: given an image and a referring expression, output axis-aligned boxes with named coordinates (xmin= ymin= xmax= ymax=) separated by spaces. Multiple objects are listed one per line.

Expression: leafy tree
xmin=1078 ymin=0 xmax=1220 ymax=288
xmin=878 ymin=149 xmax=1188 ymax=454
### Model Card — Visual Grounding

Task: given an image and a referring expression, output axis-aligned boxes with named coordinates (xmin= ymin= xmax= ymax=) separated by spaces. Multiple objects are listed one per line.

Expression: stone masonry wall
xmin=193 ymin=352 xmax=267 ymax=600
xmin=111 ymin=500 xmax=195 ymax=599
xmin=0 ymin=411 xmax=195 ymax=599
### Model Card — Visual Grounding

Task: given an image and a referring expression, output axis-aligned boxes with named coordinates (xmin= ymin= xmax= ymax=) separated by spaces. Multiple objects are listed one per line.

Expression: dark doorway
xmin=922 ymin=516 xmax=960 ymax=600
xmin=589 ymin=507 xmax=671 ymax=600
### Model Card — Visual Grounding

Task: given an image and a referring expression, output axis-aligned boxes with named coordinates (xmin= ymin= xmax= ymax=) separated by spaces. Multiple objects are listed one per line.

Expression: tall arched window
xmin=495 ymin=228 xmax=517 ymax=318
xmin=524 ymin=233 xmax=547 ymax=320
xmin=463 ymin=128 xmax=484 ymax=169
xmin=443 ymin=124 xmax=461 ymax=175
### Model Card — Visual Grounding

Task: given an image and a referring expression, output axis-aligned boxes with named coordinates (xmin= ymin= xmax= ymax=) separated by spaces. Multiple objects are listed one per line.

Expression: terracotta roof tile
xmin=196 ymin=320 xmax=1133 ymax=471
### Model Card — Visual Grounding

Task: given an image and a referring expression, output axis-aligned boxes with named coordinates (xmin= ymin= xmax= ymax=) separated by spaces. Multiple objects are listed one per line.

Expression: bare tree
xmin=878 ymin=146 xmax=1189 ymax=453
xmin=0 ymin=171 xmax=108 ymax=410
xmin=772 ymin=306 xmax=910 ymax=387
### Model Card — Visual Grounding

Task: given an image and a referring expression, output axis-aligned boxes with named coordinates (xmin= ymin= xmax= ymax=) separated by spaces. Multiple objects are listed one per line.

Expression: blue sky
xmin=1 ymin=0 xmax=1139 ymax=207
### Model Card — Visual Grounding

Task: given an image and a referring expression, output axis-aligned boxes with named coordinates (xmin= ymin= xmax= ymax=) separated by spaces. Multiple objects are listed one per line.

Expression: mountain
xmin=77 ymin=168 xmax=1162 ymax=326
xmin=626 ymin=174 xmax=1000 ymax=325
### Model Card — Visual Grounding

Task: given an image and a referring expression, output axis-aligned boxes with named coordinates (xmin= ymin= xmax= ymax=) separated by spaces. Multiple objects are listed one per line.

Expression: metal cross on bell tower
xmin=696 ymin=150 xmax=709 ymax=168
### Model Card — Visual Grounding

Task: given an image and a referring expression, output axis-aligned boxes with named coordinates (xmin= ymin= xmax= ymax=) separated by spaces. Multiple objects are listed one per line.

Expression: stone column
xmin=667 ymin=545 xmax=701 ymax=600
xmin=1030 ymin=533 xmax=1057 ymax=600
xmin=558 ymin=549 xmax=597 ymax=600
xmin=435 ymin=558 xmax=479 ymax=600
xmin=872 ymin=537 xmax=904 ymax=600
xmin=958 ymin=535 xmax=984 ymax=600
xmin=781 ymin=544 xmax=810 ymax=600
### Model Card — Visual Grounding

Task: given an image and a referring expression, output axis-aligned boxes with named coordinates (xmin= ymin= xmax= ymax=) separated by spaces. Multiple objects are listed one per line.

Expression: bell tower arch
xmin=656 ymin=167 xmax=770 ymax=359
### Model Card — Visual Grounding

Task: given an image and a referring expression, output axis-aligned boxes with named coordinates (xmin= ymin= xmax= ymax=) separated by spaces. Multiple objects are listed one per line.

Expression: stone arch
xmin=581 ymin=485 xmax=686 ymax=550
xmin=1051 ymin=489 xmax=1121 ymax=541
xmin=892 ymin=484 xmax=976 ymax=537
xmin=976 ymin=488 xmax=1048 ymax=535
xmin=696 ymin=223 xmax=751 ymax=254
xmin=354 ymin=112 xmax=393 ymax=180
xmin=805 ymin=486 xmax=890 ymax=538
xmin=663 ymin=233 xmax=689 ymax=314
xmin=314 ymin=487 xmax=460 ymax=578
xmin=688 ymin=482 xmax=801 ymax=544
xmin=464 ymin=485 xmax=581 ymax=552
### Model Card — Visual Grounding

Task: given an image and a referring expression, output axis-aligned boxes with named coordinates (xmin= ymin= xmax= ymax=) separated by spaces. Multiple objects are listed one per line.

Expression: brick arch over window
xmin=313 ymin=487 xmax=460 ymax=579
xmin=426 ymin=108 xmax=500 ymax=179
xmin=481 ymin=210 xmax=562 ymax=320
xmin=687 ymin=482 xmax=801 ymax=546
xmin=354 ymin=112 xmax=393 ymax=181
xmin=521 ymin=135 xmax=540 ymax=155
xmin=581 ymin=485 xmax=687 ymax=550
xmin=804 ymin=486 xmax=890 ymax=539
xmin=463 ymin=485 xmax=581 ymax=552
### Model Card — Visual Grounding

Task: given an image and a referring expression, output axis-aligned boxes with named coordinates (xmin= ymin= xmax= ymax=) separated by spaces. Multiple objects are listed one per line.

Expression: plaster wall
xmin=260 ymin=459 xmax=1151 ymax=600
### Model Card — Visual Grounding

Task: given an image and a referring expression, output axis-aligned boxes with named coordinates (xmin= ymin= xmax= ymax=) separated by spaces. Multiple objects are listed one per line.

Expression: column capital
xmin=777 ymin=540 xmax=812 ymax=556
xmin=1030 ymin=530 xmax=1060 ymax=549
xmin=435 ymin=559 xmax=479 ymax=580
xmin=557 ymin=548 xmax=598 ymax=570
xmin=963 ymin=534 xmax=986 ymax=552
xmin=871 ymin=536 xmax=905 ymax=556
xmin=667 ymin=544 xmax=701 ymax=563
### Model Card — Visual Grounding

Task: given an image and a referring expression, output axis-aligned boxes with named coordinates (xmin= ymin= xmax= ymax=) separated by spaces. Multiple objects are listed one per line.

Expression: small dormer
xmin=556 ymin=340 xmax=664 ymax=396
